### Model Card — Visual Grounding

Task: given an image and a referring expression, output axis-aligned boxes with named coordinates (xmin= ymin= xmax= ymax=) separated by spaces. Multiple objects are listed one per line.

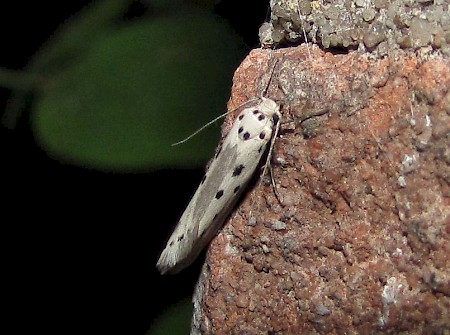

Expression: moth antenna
xmin=171 ymin=110 xmax=231 ymax=146
xmin=171 ymin=98 xmax=260 ymax=146
xmin=257 ymin=53 xmax=286 ymax=205
xmin=295 ymin=1 xmax=317 ymax=74
xmin=299 ymin=4 xmax=312 ymax=60
xmin=261 ymin=56 xmax=281 ymax=98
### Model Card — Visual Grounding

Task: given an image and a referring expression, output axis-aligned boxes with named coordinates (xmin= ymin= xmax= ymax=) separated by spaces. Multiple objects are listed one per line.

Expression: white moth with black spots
xmin=157 ymin=97 xmax=281 ymax=274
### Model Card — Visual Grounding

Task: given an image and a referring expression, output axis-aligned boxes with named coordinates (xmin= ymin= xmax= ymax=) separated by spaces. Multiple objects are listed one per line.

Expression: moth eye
xmin=215 ymin=190 xmax=224 ymax=199
xmin=232 ymin=164 xmax=244 ymax=176
xmin=177 ymin=234 xmax=185 ymax=242
xmin=238 ymin=126 xmax=244 ymax=134
xmin=243 ymin=132 xmax=250 ymax=140
xmin=233 ymin=185 xmax=240 ymax=193
xmin=258 ymin=114 xmax=265 ymax=121
xmin=259 ymin=132 xmax=266 ymax=139
xmin=238 ymin=114 xmax=244 ymax=120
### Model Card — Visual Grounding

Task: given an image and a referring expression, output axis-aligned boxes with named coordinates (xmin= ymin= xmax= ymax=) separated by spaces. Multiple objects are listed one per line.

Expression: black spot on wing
xmin=232 ymin=164 xmax=244 ymax=176
xmin=238 ymin=114 xmax=244 ymax=120
xmin=177 ymin=234 xmax=185 ymax=241
xmin=215 ymin=190 xmax=224 ymax=199
xmin=258 ymin=114 xmax=265 ymax=121
xmin=233 ymin=185 xmax=240 ymax=193
xmin=243 ymin=132 xmax=250 ymax=140
xmin=238 ymin=126 xmax=244 ymax=134
xmin=192 ymin=136 xmax=238 ymax=222
xmin=169 ymin=241 xmax=174 ymax=246
xmin=201 ymin=174 xmax=207 ymax=184
xmin=259 ymin=132 xmax=266 ymax=139
xmin=252 ymin=110 xmax=259 ymax=114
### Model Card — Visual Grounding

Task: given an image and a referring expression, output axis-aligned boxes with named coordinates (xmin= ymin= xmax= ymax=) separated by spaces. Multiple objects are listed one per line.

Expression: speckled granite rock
xmin=259 ymin=0 xmax=450 ymax=57
xmin=191 ymin=45 xmax=450 ymax=334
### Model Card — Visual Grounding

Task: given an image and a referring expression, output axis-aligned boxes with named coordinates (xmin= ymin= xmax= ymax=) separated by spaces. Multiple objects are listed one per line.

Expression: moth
xmin=157 ymin=83 xmax=281 ymax=275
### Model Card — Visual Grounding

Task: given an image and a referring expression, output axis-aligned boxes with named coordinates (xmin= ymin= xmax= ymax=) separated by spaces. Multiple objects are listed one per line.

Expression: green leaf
xmin=146 ymin=297 xmax=192 ymax=335
xmin=33 ymin=11 xmax=244 ymax=171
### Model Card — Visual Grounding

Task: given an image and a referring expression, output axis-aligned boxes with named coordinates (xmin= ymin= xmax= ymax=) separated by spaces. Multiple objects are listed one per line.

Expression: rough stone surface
xmin=259 ymin=0 xmax=450 ymax=57
xmin=191 ymin=46 xmax=450 ymax=334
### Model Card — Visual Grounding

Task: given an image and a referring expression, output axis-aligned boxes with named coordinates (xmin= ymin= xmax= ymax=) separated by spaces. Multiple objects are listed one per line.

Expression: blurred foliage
xmin=146 ymin=297 xmax=192 ymax=335
xmin=3 ymin=0 xmax=245 ymax=171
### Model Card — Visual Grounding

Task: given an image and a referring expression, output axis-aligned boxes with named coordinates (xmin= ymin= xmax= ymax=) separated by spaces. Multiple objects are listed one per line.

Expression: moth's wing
xmin=156 ymin=134 xmax=240 ymax=274
xmin=157 ymin=101 xmax=278 ymax=275
xmin=157 ymin=136 xmax=269 ymax=274
xmin=194 ymin=129 xmax=269 ymax=247
xmin=192 ymin=101 xmax=279 ymax=252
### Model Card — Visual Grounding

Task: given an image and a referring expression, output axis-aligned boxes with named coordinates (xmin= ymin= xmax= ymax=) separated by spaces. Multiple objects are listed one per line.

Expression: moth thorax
xmin=237 ymin=108 xmax=274 ymax=141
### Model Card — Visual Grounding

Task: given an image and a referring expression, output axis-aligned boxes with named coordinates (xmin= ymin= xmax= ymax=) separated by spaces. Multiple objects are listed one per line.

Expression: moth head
xmin=259 ymin=97 xmax=280 ymax=115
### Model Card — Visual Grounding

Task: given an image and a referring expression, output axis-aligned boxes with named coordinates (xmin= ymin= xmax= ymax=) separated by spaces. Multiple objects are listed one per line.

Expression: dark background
xmin=1 ymin=1 xmax=269 ymax=335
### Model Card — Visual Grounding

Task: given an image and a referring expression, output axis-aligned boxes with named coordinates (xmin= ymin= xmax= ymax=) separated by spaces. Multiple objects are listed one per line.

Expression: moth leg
xmin=260 ymin=111 xmax=284 ymax=206
xmin=261 ymin=111 xmax=281 ymax=182
xmin=269 ymin=163 xmax=284 ymax=205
